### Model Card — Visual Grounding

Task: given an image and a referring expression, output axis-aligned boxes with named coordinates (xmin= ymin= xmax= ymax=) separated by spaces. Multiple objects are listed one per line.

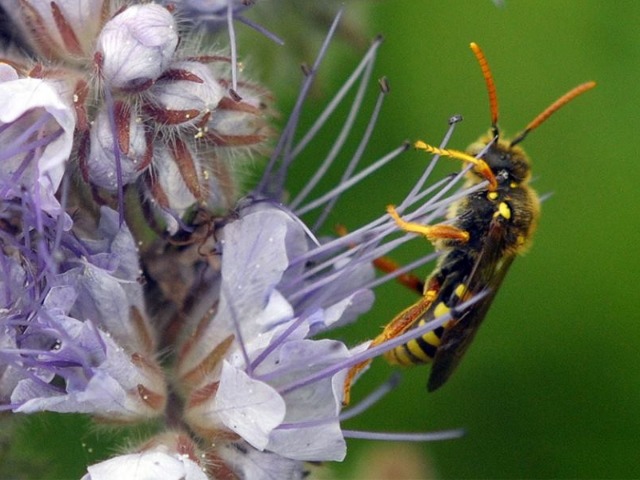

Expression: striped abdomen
xmin=384 ymin=281 xmax=468 ymax=366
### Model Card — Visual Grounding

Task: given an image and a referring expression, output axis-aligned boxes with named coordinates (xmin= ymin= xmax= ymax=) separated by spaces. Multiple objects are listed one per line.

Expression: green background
xmin=3 ymin=1 xmax=638 ymax=478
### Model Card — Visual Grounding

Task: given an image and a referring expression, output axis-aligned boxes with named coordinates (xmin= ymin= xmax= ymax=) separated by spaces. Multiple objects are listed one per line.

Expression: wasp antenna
xmin=510 ymin=81 xmax=596 ymax=146
xmin=470 ymin=42 xmax=499 ymax=134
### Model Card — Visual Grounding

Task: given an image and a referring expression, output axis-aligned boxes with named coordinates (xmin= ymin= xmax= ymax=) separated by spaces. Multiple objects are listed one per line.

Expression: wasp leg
xmin=414 ymin=141 xmax=498 ymax=191
xmin=373 ymin=256 xmax=424 ymax=295
xmin=386 ymin=205 xmax=470 ymax=243
xmin=335 ymin=223 xmax=425 ymax=295
xmin=343 ymin=282 xmax=439 ymax=405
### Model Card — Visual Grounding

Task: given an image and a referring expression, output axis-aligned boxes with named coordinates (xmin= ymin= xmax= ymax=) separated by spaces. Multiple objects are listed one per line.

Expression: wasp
xmin=343 ymin=42 xmax=595 ymax=403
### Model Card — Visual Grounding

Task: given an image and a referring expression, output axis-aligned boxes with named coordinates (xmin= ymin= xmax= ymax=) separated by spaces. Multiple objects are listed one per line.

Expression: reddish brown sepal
xmin=50 ymin=1 xmax=83 ymax=56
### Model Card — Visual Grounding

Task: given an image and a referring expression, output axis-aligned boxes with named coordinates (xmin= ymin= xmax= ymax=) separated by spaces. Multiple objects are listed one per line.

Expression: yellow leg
xmin=387 ymin=205 xmax=470 ymax=243
xmin=414 ymin=141 xmax=497 ymax=191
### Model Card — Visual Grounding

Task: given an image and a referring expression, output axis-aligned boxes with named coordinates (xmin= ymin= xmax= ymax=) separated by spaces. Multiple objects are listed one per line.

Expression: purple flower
xmin=0 ymin=64 xmax=75 ymax=220
xmin=0 ymin=205 xmax=166 ymax=422
xmin=177 ymin=203 xmax=374 ymax=462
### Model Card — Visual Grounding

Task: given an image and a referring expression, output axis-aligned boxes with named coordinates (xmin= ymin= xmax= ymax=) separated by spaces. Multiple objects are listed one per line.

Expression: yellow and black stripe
xmin=386 ymin=283 xmax=468 ymax=366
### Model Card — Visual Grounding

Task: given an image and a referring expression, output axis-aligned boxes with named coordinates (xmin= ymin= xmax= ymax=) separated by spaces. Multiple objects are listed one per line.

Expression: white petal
xmin=83 ymin=451 xmax=207 ymax=480
xmin=0 ymin=77 xmax=75 ymax=218
xmin=262 ymin=339 xmax=349 ymax=461
xmin=214 ymin=361 xmax=286 ymax=450
xmin=96 ymin=4 xmax=178 ymax=89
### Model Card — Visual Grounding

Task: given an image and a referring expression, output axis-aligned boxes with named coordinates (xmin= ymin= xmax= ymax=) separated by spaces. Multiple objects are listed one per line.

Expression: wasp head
xmin=467 ymin=132 xmax=532 ymax=187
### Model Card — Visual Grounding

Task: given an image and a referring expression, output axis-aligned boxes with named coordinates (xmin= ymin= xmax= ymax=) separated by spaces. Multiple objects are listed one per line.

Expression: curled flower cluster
xmin=1 ymin=1 xmax=270 ymax=233
xmin=0 ymin=2 xmax=476 ymax=478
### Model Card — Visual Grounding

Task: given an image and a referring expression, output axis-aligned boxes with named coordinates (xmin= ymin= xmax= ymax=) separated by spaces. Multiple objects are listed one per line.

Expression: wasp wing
xmin=427 ymin=217 xmax=516 ymax=392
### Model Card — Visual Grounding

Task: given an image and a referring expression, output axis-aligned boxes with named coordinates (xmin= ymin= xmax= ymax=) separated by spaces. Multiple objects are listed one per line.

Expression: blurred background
xmin=3 ymin=1 xmax=638 ymax=478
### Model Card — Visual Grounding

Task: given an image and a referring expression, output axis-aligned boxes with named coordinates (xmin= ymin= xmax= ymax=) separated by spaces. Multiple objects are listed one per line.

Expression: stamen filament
xmin=343 ymin=428 xmax=464 ymax=442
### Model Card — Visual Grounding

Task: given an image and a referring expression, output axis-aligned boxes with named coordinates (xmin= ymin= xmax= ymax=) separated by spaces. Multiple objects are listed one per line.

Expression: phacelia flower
xmin=0 ymin=202 xmax=165 ymax=422
xmin=0 ymin=3 xmax=478 ymax=478
xmin=0 ymin=63 xmax=75 ymax=220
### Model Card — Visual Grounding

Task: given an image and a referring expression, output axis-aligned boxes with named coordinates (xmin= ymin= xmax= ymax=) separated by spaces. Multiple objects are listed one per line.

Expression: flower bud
xmin=84 ymin=102 xmax=152 ymax=191
xmin=205 ymin=83 xmax=271 ymax=149
xmin=144 ymin=60 xmax=225 ymax=126
xmin=95 ymin=4 xmax=178 ymax=91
